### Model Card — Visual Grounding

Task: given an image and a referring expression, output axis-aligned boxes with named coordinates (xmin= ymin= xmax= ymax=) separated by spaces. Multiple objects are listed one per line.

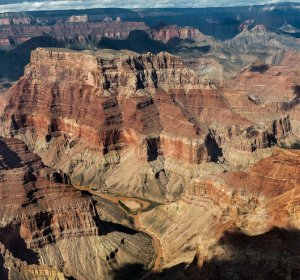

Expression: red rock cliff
xmin=0 ymin=48 xmax=295 ymax=201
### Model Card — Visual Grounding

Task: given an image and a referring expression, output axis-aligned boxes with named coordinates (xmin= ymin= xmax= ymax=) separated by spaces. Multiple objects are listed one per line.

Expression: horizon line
xmin=0 ymin=1 xmax=298 ymax=14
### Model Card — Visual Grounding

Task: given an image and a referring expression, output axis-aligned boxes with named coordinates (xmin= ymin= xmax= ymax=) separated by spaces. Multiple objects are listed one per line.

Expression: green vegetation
xmin=118 ymin=200 xmax=138 ymax=215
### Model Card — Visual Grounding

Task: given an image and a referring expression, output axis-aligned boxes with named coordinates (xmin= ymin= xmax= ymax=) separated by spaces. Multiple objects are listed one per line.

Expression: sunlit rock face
xmin=0 ymin=8 xmax=300 ymax=280
xmin=0 ymin=47 xmax=297 ymax=202
xmin=151 ymin=25 xmax=213 ymax=43
xmin=0 ymin=137 xmax=155 ymax=280
xmin=139 ymin=148 xmax=300 ymax=278
xmin=223 ymin=51 xmax=300 ymax=140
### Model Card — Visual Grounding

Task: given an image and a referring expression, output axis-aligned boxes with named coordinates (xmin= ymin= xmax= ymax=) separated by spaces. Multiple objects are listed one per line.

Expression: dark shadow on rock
xmin=98 ymin=30 xmax=167 ymax=54
xmin=112 ymin=227 xmax=300 ymax=280
xmin=282 ymin=85 xmax=300 ymax=111
xmin=166 ymin=38 xmax=212 ymax=54
xmin=205 ymin=133 xmax=223 ymax=163
xmin=194 ymin=45 xmax=211 ymax=53
xmin=97 ymin=220 xmax=138 ymax=236
xmin=112 ymin=263 xmax=146 ymax=280
xmin=291 ymin=143 xmax=300 ymax=149
xmin=112 ymin=262 xmax=189 ymax=280
xmin=0 ymin=253 xmax=9 ymax=280
xmin=65 ymin=276 xmax=76 ymax=280
xmin=0 ymin=36 xmax=65 ymax=81
xmin=250 ymin=64 xmax=269 ymax=73
xmin=152 ymin=21 xmax=168 ymax=31
xmin=0 ymin=139 xmax=22 ymax=169
xmin=146 ymin=138 xmax=159 ymax=162
xmin=0 ymin=226 xmax=39 ymax=265
xmin=90 ymin=199 xmax=138 ymax=236
xmin=1 ymin=83 xmax=11 ymax=89
xmin=195 ymin=227 xmax=300 ymax=280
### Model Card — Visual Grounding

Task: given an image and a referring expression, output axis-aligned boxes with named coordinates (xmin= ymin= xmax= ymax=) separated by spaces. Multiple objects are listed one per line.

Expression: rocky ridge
xmin=0 ymin=14 xmax=299 ymax=280
xmin=0 ymin=21 xmax=149 ymax=50
xmin=151 ymin=25 xmax=214 ymax=43
xmin=0 ymin=137 xmax=155 ymax=280
xmin=0 ymin=47 xmax=296 ymax=202
xmin=224 ymin=24 xmax=300 ymax=53
xmin=140 ymin=148 xmax=300 ymax=278
xmin=228 ymin=51 xmax=300 ymax=138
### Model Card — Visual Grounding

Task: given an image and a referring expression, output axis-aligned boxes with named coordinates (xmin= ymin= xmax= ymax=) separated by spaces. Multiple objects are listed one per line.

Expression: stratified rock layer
xmin=223 ymin=51 xmax=300 ymax=139
xmin=0 ymin=47 xmax=296 ymax=202
xmin=0 ymin=21 xmax=148 ymax=49
xmin=151 ymin=25 xmax=213 ymax=43
xmin=0 ymin=137 xmax=154 ymax=280
xmin=140 ymin=148 xmax=300 ymax=278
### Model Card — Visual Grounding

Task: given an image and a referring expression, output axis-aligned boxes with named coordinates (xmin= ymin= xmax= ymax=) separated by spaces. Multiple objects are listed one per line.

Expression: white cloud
xmin=0 ymin=0 xmax=297 ymax=12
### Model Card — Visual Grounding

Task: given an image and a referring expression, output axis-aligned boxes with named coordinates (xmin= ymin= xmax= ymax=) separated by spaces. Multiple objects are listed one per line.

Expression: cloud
xmin=0 ymin=0 xmax=297 ymax=12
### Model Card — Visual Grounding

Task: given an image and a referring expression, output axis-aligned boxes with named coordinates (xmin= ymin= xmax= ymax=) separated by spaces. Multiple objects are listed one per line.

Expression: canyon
xmin=0 ymin=21 xmax=149 ymax=50
xmin=0 ymin=137 xmax=155 ymax=280
xmin=1 ymin=47 xmax=298 ymax=202
xmin=0 ymin=4 xmax=300 ymax=280
xmin=140 ymin=148 xmax=300 ymax=272
xmin=0 ymin=45 xmax=299 ymax=278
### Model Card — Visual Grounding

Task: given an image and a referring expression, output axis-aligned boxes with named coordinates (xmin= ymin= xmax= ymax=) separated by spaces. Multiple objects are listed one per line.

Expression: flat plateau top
xmin=44 ymin=47 xmax=139 ymax=59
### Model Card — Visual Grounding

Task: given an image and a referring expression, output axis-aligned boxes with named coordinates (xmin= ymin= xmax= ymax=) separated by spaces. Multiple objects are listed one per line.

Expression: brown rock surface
xmin=67 ymin=15 xmax=89 ymax=23
xmin=0 ymin=21 xmax=299 ymax=280
xmin=0 ymin=47 xmax=296 ymax=202
xmin=140 ymin=148 xmax=300 ymax=276
xmin=0 ymin=137 xmax=155 ymax=280
xmin=223 ymin=51 xmax=300 ymax=139
xmin=151 ymin=25 xmax=213 ymax=43
xmin=0 ymin=9 xmax=300 ymax=280
xmin=0 ymin=21 xmax=149 ymax=49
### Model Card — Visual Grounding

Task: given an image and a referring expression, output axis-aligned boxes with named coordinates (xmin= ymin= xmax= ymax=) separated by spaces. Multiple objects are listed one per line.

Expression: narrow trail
xmin=76 ymin=186 xmax=164 ymax=273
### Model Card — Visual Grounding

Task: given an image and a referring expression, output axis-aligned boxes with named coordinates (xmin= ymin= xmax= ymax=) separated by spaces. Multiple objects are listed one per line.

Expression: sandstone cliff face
xmin=140 ymin=148 xmax=300 ymax=276
xmin=0 ymin=137 xmax=154 ymax=280
xmin=224 ymin=24 xmax=300 ymax=53
xmin=67 ymin=15 xmax=89 ymax=23
xmin=151 ymin=25 xmax=213 ymax=43
xmin=186 ymin=148 xmax=300 ymax=231
xmin=0 ymin=17 xmax=31 ymax=26
xmin=223 ymin=51 xmax=300 ymax=141
xmin=0 ymin=48 xmax=296 ymax=202
xmin=185 ymin=148 xmax=300 ymax=280
xmin=0 ymin=18 xmax=11 ymax=25
xmin=0 ymin=21 xmax=149 ymax=50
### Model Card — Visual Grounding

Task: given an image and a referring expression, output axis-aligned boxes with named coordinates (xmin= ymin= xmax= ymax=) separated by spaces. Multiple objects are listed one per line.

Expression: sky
xmin=0 ymin=0 xmax=298 ymax=12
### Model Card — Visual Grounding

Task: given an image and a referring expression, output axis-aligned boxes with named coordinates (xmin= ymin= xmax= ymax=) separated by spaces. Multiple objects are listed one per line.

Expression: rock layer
xmin=151 ymin=25 xmax=213 ymax=43
xmin=0 ymin=47 xmax=296 ymax=201
xmin=140 ymin=148 xmax=300 ymax=276
xmin=0 ymin=137 xmax=154 ymax=280
xmin=223 ymin=51 xmax=300 ymax=139
xmin=0 ymin=21 xmax=148 ymax=49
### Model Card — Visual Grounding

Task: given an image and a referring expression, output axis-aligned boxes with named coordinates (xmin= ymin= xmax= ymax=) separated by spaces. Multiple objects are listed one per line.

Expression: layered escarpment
xmin=224 ymin=25 xmax=300 ymax=53
xmin=0 ymin=21 xmax=148 ymax=50
xmin=0 ymin=47 xmax=295 ymax=201
xmin=185 ymin=148 xmax=300 ymax=232
xmin=140 ymin=148 xmax=300 ymax=275
xmin=151 ymin=25 xmax=214 ymax=44
xmin=187 ymin=148 xmax=300 ymax=279
xmin=223 ymin=51 xmax=300 ymax=140
xmin=0 ymin=137 xmax=154 ymax=280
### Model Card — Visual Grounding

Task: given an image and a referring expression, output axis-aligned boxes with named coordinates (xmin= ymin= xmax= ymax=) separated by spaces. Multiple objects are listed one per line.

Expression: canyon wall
xmin=140 ymin=148 xmax=300 ymax=277
xmin=0 ymin=21 xmax=149 ymax=49
xmin=0 ymin=48 xmax=296 ymax=202
xmin=0 ymin=137 xmax=154 ymax=280
xmin=151 ymin=25 xmax=214 ymax=43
